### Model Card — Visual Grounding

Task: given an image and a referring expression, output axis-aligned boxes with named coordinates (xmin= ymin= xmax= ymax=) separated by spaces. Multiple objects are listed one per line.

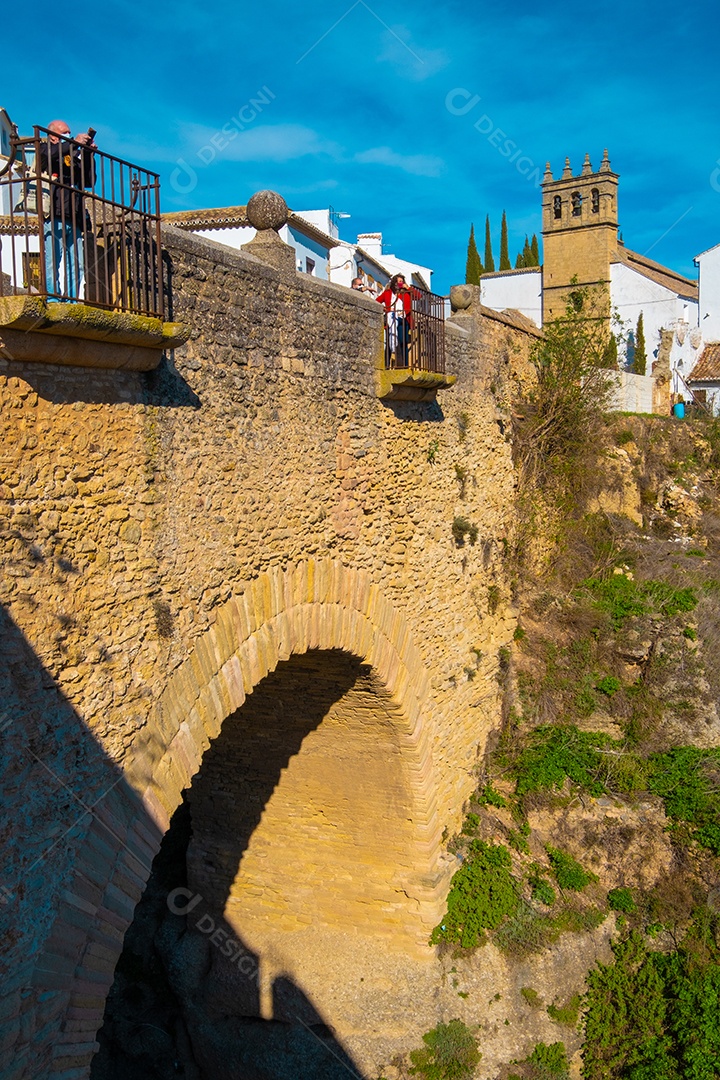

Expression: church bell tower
xmin=541 ymin=149 xmax=619 ymax=321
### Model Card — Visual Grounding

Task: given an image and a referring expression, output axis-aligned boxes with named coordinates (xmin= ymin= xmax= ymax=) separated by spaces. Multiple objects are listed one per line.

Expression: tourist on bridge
xmin=38 ymin=120 xmax=97 ymax=300
xmin=376 ymin=273 xmax=412 ymax=368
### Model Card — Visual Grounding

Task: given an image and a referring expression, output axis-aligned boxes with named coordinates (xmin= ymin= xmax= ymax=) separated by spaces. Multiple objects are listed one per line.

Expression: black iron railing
xmin=0 ymin=126 xmax=163 ymax=318
xmin=382 ymin=286 xmax=445 ymax=373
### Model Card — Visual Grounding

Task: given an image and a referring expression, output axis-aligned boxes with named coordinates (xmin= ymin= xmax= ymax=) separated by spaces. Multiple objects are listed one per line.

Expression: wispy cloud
xmin=354 ymin=145 xmax=444 ymax=177
xmin=178 ymin=123 xmax=343 ymax=163
xmin=376 ymin=24 xmax=449 ymax=79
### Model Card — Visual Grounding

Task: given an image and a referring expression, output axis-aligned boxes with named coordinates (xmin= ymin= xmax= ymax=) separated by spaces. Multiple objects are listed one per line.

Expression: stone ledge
xmin=0 ymin=296 xmax=188 ymax=371
xmin=376 ymin=366 xmax=457 ymax=402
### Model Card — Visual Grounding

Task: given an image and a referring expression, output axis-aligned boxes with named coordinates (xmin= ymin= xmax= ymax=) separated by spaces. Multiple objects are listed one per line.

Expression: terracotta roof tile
xmin=688 ymin=342 xmax=720 ymax=382
xmin=481 ymin=266 xmax=541 ymax=278
xmin=0 ymin=214 xmax=39 ymax=235
xmin=161 ymin=206 xmax=249 ymax=229
xmin=161 ymin=206 xmax=338 ymax=252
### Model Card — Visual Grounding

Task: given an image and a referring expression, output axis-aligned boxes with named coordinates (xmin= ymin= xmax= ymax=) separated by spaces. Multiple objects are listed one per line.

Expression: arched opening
xmin=92 ymin=649 xmax=434 ymax=1079
xmin=571 ymin=190 xmax=582 ymax=217
xmin=553 ymin=194 xmax=562 ymax=219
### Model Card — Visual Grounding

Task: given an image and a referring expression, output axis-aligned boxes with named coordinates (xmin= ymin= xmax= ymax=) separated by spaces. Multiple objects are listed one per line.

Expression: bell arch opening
xmin=92 ymin=648 xmax=439 ymax=1079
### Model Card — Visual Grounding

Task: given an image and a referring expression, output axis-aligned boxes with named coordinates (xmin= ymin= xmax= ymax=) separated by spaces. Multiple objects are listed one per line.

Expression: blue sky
xmin=6 ymin=0 xmax=720 ymax=293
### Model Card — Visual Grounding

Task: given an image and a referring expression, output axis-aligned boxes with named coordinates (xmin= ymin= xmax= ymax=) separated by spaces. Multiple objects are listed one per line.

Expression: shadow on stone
xmin=92 ymin=651 xmax=371 ymax=1079
xmin=385 ymin=397 xmax=445 ymax=422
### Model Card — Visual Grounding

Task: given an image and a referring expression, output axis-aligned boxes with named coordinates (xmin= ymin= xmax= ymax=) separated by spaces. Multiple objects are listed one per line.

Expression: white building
xmin=163 ymin=205 xmax=433 ymax=296
xmin=610 ymin=245 xmax=699 ymax=397
xmin=478 ymin=152 xmax=701 ymax=408
xmin=0 ymin=107 xmax=41 ymax=294
xmin=694 ymin=243 xmax=720 ymax=344
xmin=686 ymin=244 xmax=720 ymax=413
xmin=0 ymin=107 xmax=15 ymax=210
xmin=354 ymin=232 xmax=432 ymax=291
xmin=292 ymin=211 xmax=392 ymax=292
xmin=162 ymin=205 xmax=338 ymax=279
xmin=481 ymin=266 xmax=541 ymax=325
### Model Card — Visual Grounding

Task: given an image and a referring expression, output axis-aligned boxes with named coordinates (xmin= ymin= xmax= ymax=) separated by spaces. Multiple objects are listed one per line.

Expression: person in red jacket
xmin=376 ymin=274 xmax=413 ymax=367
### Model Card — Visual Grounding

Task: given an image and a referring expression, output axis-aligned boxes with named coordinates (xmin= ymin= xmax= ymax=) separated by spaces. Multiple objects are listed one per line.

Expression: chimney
xmin=357 ymin=232 xmax=383 ymax=258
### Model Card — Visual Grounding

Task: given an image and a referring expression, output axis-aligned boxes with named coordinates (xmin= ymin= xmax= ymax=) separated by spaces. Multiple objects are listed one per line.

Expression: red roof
xmin=688 ymin=343 xmax=720 ymax=382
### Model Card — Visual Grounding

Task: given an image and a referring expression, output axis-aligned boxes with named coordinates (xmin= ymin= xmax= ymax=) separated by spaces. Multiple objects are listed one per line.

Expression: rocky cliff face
xmin=395 ymin=413 xmax=720 ymax=1080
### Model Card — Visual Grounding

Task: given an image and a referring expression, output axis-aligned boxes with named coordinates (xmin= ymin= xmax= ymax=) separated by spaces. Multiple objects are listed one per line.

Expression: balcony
xmin=377 ymin=286 xmax=455 ymax=401
xmin=0 ymin=126 xmax=186 ymax=370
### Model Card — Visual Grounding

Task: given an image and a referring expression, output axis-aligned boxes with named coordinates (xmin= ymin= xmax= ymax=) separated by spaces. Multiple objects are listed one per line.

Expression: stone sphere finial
xmin=246 ymin=190 xmax=289 ymax=232
xmin=450 ymin=284 xmax=474 ymax=312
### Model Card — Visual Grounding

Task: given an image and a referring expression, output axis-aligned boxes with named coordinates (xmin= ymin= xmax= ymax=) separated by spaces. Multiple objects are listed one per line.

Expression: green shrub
xmin=452 ymin=516 xmax=478 ymax=546
xmin=513 ymin=725 xmax=611 ymax=797
xmin=495 ymin=898 xmax=605 ymax=957
xmin=521 ymin=986 xmax=543 ymax=1007
xmin=553 ymin=905 xmax=606 ymax=934
xmin=647 ymin=747 xmax=720 ymax=855
xmin=509 ymin=722 xmax=648 ymax=801
xmin=580 ymin=574 xmax=646 ymax=628
xmin=487 ymin=584 xmax=501 ymax=614
xmin=579 ymin=575 xmax=697 ymax=629
xmin=509 ymin=828 xmax=531 ymax=855
xmin=457 ymin=412 xmax=470 ymax=443
xmin=643 ymin=581 xmax=697 ymax=618
xmin=547 ymin=994 xmax=582 ymax=1026
xmin=408 ymin=1019 xmax=480 ymax=1079
xmin=512 ymin=282 xmax=615 ymax=506
xmin=474 ymin=782 xmax=507 ymax=808
xmin=595 ymin=675 xmax=622 ymax=696
xmin=546 ymin=846 xmax=598 ymax=891
xmin=583 ymin=920 xmax=720 ymax=1080
xmin=527 ymin=1041 xmax=570 ymax=1079
xmin=608 ymin=887 xmax=636 ymax=913
xmin=531 ymin=879 xmax=556 ymax=906
xmin=431 ymin=841 xmax=518 ymax=949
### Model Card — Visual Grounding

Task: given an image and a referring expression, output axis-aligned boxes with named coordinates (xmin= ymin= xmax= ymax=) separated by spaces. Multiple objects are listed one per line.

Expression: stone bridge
xmin=0 ymin=224 xmax=537 ymax=1078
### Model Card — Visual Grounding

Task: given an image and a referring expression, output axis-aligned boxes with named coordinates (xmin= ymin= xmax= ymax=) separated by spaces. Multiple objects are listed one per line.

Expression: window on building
xmin=571 ymin=191 xmax=582 ymax=217
xmin=22 ymin=252 xmax=41 ymax=292
xmin=553 ymin=195 xmax=562 ymax=219
xmin=305 ymin=257 xmax=316 ymax=275
xmin=591 ymin=188 xmax=600 ymax=213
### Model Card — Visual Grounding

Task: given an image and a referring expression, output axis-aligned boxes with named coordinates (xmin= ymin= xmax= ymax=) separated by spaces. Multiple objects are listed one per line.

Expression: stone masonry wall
xmin=0 ymin=225 xmax=537 ymax=1078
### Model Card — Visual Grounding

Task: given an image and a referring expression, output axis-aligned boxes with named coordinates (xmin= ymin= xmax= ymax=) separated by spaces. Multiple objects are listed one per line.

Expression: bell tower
xmin=541 ymin=149 xmax=619 ymax=321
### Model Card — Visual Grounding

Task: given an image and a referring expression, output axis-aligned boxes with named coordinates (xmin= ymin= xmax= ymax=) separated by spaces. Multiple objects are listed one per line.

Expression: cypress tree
xmin=522 ymin=235 xmax=531 ymax=267
xmin=515 ymin=252 xmax=524 ymax=269
xmin=530 ymin=234 xmax=540 ymax=266
xmin=634 ymin=313 xmax=647 ymax=375
xmin=603 ymin=332 xmax=618 ymax=369
xmin=465 ymin=224 xmax=482 ymax=285
xmin=484 ymin=215 xmax=495 ymax=273
xmin=499 ymin=210 xmax=511 ymax=271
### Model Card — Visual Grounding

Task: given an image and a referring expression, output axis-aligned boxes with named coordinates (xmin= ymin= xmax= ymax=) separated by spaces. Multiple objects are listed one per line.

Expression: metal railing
xmin=0 ymin=126 xmax=163 ymax=318
xmin=382 ymin=286 xmax=445 ymax=373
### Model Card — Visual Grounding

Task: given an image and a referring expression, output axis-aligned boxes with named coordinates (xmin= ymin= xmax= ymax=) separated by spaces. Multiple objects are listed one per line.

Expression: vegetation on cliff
xmin=426 ymin=289 xmax=720 ymax=1078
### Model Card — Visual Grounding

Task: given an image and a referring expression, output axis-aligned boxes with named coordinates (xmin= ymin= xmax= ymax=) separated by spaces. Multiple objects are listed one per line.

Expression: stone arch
xmin=39 ymin=558 xmax=446 ymax=1078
